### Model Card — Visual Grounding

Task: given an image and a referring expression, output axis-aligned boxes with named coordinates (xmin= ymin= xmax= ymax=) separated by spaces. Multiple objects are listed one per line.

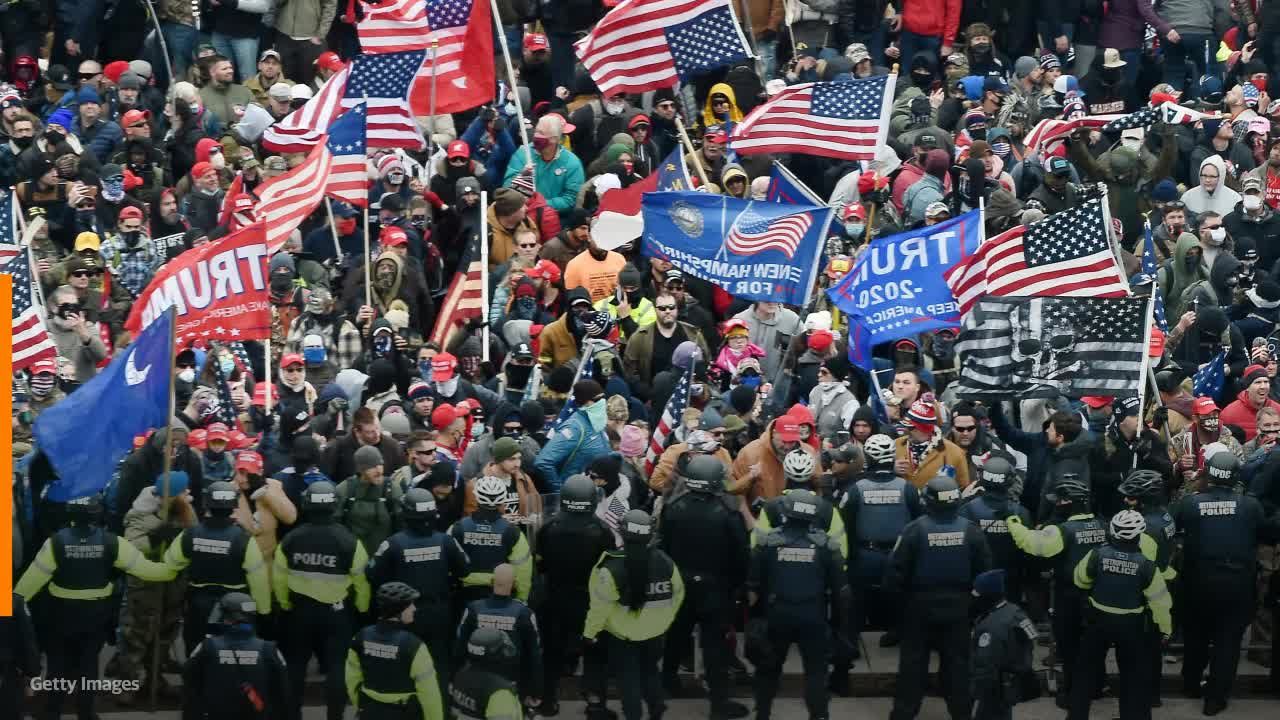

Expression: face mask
xmin=1244 ymin=195 xmax=1263 ymax=211
xmin=219 ymin=357 xmax=235 ymax=375
xmin=604 ymin=100 xmax=626 ymax=115
xmin=912 ymin=73 xmax=932 ymax=89
xmin=971 ymin=42 xmax=991 ymax=56
xmin=625 ymin=289 xmax=642 ymax=305
xmin=690 ymin=383 xmax=704 ymax=396
xmin=1201 ymin=417 xmax=1220 ymax=433
xmin=418 ymin=361 xmax=432 ymax=379
xmin=845 ymin=222 xmax=865 ymax=238
xmin=121 ymin=230 xmax=141 ymax=246
xmin=991 ymin=140 xmax=1011 ymax=156
xmin=29 ymin=374 xmax=55 ymax=398
xmin=336 ymin=217 xmax=358 ymax=235
xmin=13 ymin=136 xmax=33 ymax=150
xmin=969 ymin=127 xmax=986 ymax=141
xmin=436 ymin=377 xmax=459 ymax=397
xmin=620 ymin=160 xmax=634 ymax=174
xmin=198 ymin=185 xmax=219 ymax=196
xmin=46 ymin=130 xmax=65 ymax=145
xmin=304 ymin=346 xmax=327 ymax=364
xmin=283 ymin=375 xmax=306 ymax=391
xmin=373 ymin=334 xmax=392 ymax=357
xmin=210 ymin=153 xmax=226 ymax=170
xmin=178 ymin=368 xmax=195 ymax=383
xmin=387 ymin=172 xmax=404 ymax=185
xmin=1208 ymin=227 xmax=1227 ymax=245
xmin=515 ymin=296 xmax=537 ymax=318
xmin=1184 ymin=255 xmax=1201 ymax=270
xmin=532 ymin=136 xmax=552 ymax=151
xmin=819 ymin=380 xmax=839 ymax=389
xmin=585 ymin=400 xmax=608 ymax=431
xmin=740 ymin=373 xmax=761 ymax=389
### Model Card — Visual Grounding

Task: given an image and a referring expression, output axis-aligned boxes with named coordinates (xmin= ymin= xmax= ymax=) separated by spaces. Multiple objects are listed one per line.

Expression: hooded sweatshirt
xmin=1159 ymin=232 xmax=1211 ymax=319
xmin=1182 ymin=155 xmax=1242 ymax=217
xmin=702 ymin=82 xmax=745 ymax=129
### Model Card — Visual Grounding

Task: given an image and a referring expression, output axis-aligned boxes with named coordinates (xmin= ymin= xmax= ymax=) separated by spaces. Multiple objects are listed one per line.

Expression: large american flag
xmin=325 ymin=103 xmax=371 ymax=207
xmin=344 ymin=50 xmax=427 ymax=149
xmin=358 ymin=0 xmax=432 ymax=52
xmin=1022 ymin=114 xmax=1123 ymax=151
xmin=575 ymin=0 xmax=752 ymax=96
xmin=0 ymin=189 xmax=19 ymax=266
xmin=724 ymin=203 xmax=811 ymax=258
xmin=730 ymin=77 xmax=893 ymax=161
xmin=953 ymin=296 xmax=1147 ymax=399
xmin=943 ymin=199 xmax=1129 ymax=316
xmin=261 ymin=65 xmax=351 ymax=154
xmin=645 ymin=363 xmax=693 ymax=475
xmin=4 ymin=252 xmax=57 ymax=372
xmin=254 ymin=140 xmax=334 ymax=252
xmin=430 ymin=232 xmax=484 ymax=346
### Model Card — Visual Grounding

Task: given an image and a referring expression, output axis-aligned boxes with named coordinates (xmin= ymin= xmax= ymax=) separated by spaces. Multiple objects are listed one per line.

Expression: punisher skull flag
xmin=953 ymin=296 xmax=1148 ymax=399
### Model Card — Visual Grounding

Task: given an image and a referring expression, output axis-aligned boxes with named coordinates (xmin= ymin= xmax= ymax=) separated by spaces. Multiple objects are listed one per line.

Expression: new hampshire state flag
xmin=35 ymin=308 xmax=175 ymax=501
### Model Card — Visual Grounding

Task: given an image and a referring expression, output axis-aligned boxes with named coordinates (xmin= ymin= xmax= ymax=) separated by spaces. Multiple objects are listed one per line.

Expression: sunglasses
xmin=953 ymin=425 xmax=978 ymax=433
xmin=517 ymin=242 xmax=538 ymax=249
xmin=79 ymin=72 xmax=100 ymax=80
xmin=127 ymin=122 xmax=148 ymax=129
xmin=71 ymin=269 xmax=102 ymax=278
xmin=502 ymin=425 xmax=524 ymax=433
xmin=655 ymin=304 xmax=677 ymax=311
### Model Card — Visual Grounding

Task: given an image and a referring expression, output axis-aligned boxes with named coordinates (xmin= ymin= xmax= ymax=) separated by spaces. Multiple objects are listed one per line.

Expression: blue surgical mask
xmin=845 ymin=222 xmax=865 ymax=238
xmin=219 ymin=357 xmax=235 ymax=375
xmin=740 ymin=375 xmax=762 ymax=389
xmin=418 ymin=361 xmax=432 ymax=379
xmin=303 ymin=346 xmax=327 ymax=364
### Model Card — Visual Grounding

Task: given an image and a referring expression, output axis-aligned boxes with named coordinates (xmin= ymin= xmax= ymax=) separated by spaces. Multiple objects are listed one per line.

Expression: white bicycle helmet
xmin=782 ymin=450 xmax=816 ymax=485
xmin=863 ymin=434 xmax=896 ymax=466
xmin=1109 ymin=509 xmax=1147 ymax=541
xmin=474 ymin=476 xmax=509 ymax=508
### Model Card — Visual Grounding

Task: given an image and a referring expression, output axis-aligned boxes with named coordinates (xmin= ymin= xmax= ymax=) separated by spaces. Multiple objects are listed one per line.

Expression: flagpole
xmin=324 ymin=199 xmax=343 ymax=263
xmin=141 ymin=0 xmax=177 ymax=91
xmin=149 ymin=304 xmax=177 ymax=712
xmin=480 ymin=189 xmax=490 ymax=363
xmin=427 ymin=39 xmax=440 ymax=180
xmin=675 ymin=116 xmax=710 ymax=188
xmin=263 ymin=334 xmax=273 ymax=416
xmin=489 ymin=0 xmax=534 ymax=191
xmin=1134 ymin=286 xmax=1158 ymax=470
xmin=16 ymin=196 xmax=48 ymax=311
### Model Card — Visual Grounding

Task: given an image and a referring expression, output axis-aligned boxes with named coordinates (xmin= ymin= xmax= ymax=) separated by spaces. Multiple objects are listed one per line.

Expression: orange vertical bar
xmin=0 ymin=272 xmax=12 ymax=616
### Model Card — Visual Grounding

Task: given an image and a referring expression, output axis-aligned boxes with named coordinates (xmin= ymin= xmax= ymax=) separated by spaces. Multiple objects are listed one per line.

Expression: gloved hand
xmin=1152 ymin=406 xmax=1169 ymax=429
xmin=1006 ymin=515 xmax=1024 ymax=526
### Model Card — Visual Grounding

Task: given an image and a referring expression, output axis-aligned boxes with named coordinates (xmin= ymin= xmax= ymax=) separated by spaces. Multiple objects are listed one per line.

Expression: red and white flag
xmin=407 ymin=0 xmax=495 ymax=115
xmin=1023 ymin=114 xmax=1123 ymax=151
xmin=4 ymin=252 xmax=57 ymax=372
xmin=358 ymin=0 xmax=432 ymax=52
xmin=430 ymin=255 xmax=483 ymax=346
xmin=254 ymin=140 xmax=334 ymax=252
xmin=645 ymin=364 xmax=692 ymax=475
xmin=261 ymin=66 xmax=351 ymax=154
xmin=730 ymin=77 xmax=894 ymax=161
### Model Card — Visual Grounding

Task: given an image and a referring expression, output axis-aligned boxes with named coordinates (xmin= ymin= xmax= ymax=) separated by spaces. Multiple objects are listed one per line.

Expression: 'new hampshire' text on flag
xmin=1193 ymin=349 xmax=1228 ymax=401
xmin=35 ymin=308 xmax=176 ymax=501
xmin=641 ymin=192 xmax=833 ymax=306
xmin=828 ymin=211 xmax=982 ymax=369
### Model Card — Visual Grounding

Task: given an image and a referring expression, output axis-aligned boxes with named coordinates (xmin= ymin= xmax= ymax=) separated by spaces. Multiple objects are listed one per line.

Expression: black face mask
xmin=121 ymin=230 xmax=141 ymax=246
xmin=46 ymin=130 xmax=66 ymax=146
xmin=270 ymin=273 xmax=294 ymax=296
xmin=969 ymin=127 xmax=987 ymax=141
xmin=912 ymin=72 xmax=933 ymax=89
xmin=626 ymin=289 xmax=643 ymax=305
xmin=505 ymin=363 xmax=533 ymax=388
xmin=12 ymin=136 xmax=33 ymax=150
xmin=970 ymin=43 xmax=991 ymax=59
xmin=1101 ymin=67 xmax=1123 ymax=85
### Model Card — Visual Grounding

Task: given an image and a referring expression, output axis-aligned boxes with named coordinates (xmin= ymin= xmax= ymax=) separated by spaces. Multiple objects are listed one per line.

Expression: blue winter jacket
xmin=533 ymin=410 xmax=609 ymax=492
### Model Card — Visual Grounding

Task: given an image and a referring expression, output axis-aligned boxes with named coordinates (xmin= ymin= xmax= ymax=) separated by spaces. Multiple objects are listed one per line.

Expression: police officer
xmin=345 ymin=582 xmax=445 ymax=720
xmin=656 ymin=455 xmax=751 ymax=719
xmin=1069 ymin=510 xmax=1173 ymax=720
xmin=273 ymin=480 xmax=372 ymax=720
xmin=1117 ymin=468 xmax=1178 ymax=707
xmin=970 ymin=569 xmax=1036 ymax=720
xmin=15 ymin=493 xmax=175 ymax=720
xmin=583 ymin=510 xmax=684 ymax=720
xmin=167 ymin=481 xmax=272 ymax=655
xmin=182 ymin=592 xmax=291 ymax=720
xmin=450 ymin=627 xmax=525 ymax=720
xmin=533 ymin=474 xmax=615 ymax=716
xmin=366 ymin=488 xmax=470 ymax=701
xmin=885 ymin=474 xmax=992 ymax=720
xmin=455 ymin=564 xmax=543 ymax=707
xmin=1005 ymin=473 xmax=1105 ymax=708
xmin=749 ymin=489 xmax=846 ymax=720
xmin=958 ymin=457 xmax=1031 ymax=603
xmin=1173 ymin=446 xmax=1280 ymax=715
xmin=450 ymin=476 xmax=533 ymax=606
xmin=831 ymin=433 xmax=921 ymax=694
xmin=753 ymin=450 xmax=848 ymax=558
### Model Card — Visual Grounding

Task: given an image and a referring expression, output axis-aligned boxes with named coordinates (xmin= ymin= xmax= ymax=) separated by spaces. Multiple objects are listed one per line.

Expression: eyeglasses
xmin=1200 ymin=172 xmax=1220 ymax=179
xmin=517 ymin=242 xmax=539 ymax=249
xmin=176 ymin=362 xmax=196 ymax=369
xmin=712 ymin=99 xmax=730 ymax=107
xmin=655 ymin=304 xmax=677 ymax=311
xmin=412 ymin=448 xmax=436 ymax=456
xmin=127 ymin=122 xmax=148 ymax=130
xmin=953 ymin=425 xmax=978 ymax=433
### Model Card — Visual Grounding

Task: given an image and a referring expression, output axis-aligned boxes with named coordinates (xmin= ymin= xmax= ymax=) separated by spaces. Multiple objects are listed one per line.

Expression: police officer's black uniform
xmin=970 ymin=569 xmax=1036 ymax=720
xmin=657 ymin=455 xmax=750 ymax=719
xmin=1173 ymin=450 xmax=1280 ymax=715
xmin=366 ymin=488 xmax=470 ymax=701
xmin=749 ymin=489 xmax=847 ymax=720
xmin=182 ymin=592 xmax=291 ymax=720
xmin=345 ymin=582 xmax=445 ymax=720
xmin=959 ymin=458 xmax=1031 ymax=603
xmin=1118 ymin=469 xmax=1178 ymax=707
xmin=885 ymin=474 xmax=992 ymax=720
xmin=451 ymin=627 xmax=525 ymax=720
xmin=455 ymin=580 xmax=543 ymax=703
xmin=532 ymin=474 xmax=615 ymax=715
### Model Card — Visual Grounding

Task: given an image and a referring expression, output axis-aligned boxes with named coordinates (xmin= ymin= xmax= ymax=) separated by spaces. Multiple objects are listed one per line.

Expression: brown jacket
xmin=623 ymin=321 xmax=710 ymax=386
xmin=488 ymin=204 xmax=539 ymax=269
xmin=231 ymin=478 xmax=298 ymax=563
xmin=747 ymin=0 xmax=786 ymax=37
xmin=537 ymin=314 xmax=580 ymax=369
xmin=463 ymin=466 xmax=543 ymax=519
xmin=649 ymin=444 xmax=743 ymax=494
xmin=732 ymin=417 xmax=820 ymax=503
xmin=894 ymin=436 xmax=972 ymax=489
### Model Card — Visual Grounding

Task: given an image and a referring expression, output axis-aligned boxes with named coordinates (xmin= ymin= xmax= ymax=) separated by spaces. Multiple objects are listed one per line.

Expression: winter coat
xmin=70 ymin=117 xmax=122 ymax=165
xmin=1099 ymin=0 xmax=1173 ymax=49
xmin=272 ymin=0 xmax=337 ymax=39
xmin=808 ymin=382 xmax=860 ymax=438
xmin=533 ymin=410 xmax=610 ymax=492
xmin=230 ymin=477 xmax=297 ymax=563
xmin=1183 ymin=152 xmax=1247 ymax=214
xmin=893 ymin=435 xmax=972 ymax=489
xmin=319 ymin=432 xmax=408 ymax=487
xmin=1224 ymin=201 xmax=1280 ymax=271
xmin=1220 ymin=389 xmax=1280 ymax=441
xmin=503 ymin=145 xmax=585 ymax=214
xmin=732 ymin=417 xmax=821 ymax=503
xmin=124 ymin=487 xmax=196 ymax=559
xmin=649 ymin=445 xmax=741 ymax=495
xmin=623 ymin=321 xmax=710 ymax=389
xmin=900 ymin=0 xmax=962 ymax=45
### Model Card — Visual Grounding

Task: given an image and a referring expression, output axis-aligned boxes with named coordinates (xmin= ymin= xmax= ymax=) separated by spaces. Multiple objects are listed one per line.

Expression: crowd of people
xmin=5 ymin=1 xmax=1280 ymax=720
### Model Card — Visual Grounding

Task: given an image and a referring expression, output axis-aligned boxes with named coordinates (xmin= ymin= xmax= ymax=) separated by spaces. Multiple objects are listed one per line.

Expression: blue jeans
xmin=1163 ymin=32 xmax=1216 ymax=94
xmin=897 ymin=31 xmax=941 ymax=67
xmin=211 ymin=33 xmax=259 ymax=83
xmin=1120 ymin=48 xmax=1142 ymax=87
xmin=757 ymin=38 xmax=779 ymax=81
xmin=157 ymin=22 xmax=199 ymax=89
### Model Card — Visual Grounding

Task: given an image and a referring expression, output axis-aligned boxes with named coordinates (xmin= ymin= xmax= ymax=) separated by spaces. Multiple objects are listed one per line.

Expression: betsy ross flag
xmin=724 ymin=202 xmax=812 ymax=258
xmin=575 ymin=0 xmax=752 ymax=96
xmin=344 ymin=50 xmax=428 ymax=148
xmin=1193 ymin=349 xmax=1228 ymax=400
xmin=326 ymin=103 xmax=371 ymax=206
xmin=358 ymin=0 xmax=432 ymax=52
xmin=430 ymin=232 xmax=483 ymax=345
xmin=645 ymin=363 xmax=693 ymax=475
xmin=255 ymin=139 xmax=334 ymax=252
xmin=408 ymin=0 xmax=495 ymax=115
xmin=3 ymin=251 xmax=57 ymax=371
xmin=943 ymin=198 xmax=1129 ymax=316
xmin=953 ymin=296 xmax=1148 ymax=399
xmin=0 ymin=189 xmax=20 ymax=266
xmin=1023 ymin=114 xmax=1123 ymax=151
xmin=262 ymin=65 xmax=352 ymax=153
xmin=730 ymin=78 xmax=894 ymax=161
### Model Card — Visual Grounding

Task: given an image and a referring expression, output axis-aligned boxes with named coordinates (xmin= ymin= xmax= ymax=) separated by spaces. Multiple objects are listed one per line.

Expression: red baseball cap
xmin=446 ymin=140 xmax=470 ymax=159
xmin=206 ymin=422 xmax=231 ymax=443
xmin=526 ymin=258 xmax=562 ymax=284
xmin=280 ymin=353 xmax=305 ymax=369
xmin=252 ymin=383 xmax=280 ymax=407
xmin=186 ymin=428 xmax=207 ymax=451
xmin=523 ymin=33 xmax=550 ymax=52
xmin=103 ymin=60 xmax=130 ymax=84
xmin=1192 ymin=396 xmax=1220 ymax=415
xmin=191 ymin=161 xmax=215 ymax=179
xmin=774 ymin=416 xmax=802 ymax=442
xmin=381 ymin=226 xmax=409 ymax=247
xmin=432 ymin=352 xmax=458 ymax=381
xmin=118 ymin=206 xmax=144 ymax=221
xmin=29 ymin=357 xmax=57 ymax=375
xmin=1080 ymin=396 xmax=1114 ymax=409
xmin=121 ymin=109 xmax=151 ymax=128
xmin=235 ymin=450 xmax=264 ymax=474
xmin=315 ymin=51 xmax=345 ymax=73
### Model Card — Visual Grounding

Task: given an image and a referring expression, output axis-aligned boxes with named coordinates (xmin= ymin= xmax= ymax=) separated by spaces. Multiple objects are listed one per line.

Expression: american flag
xmin=429 ymin=232 xmax=484 ymax=345
xmin=4 ymin=252 xmax=57 ymax=372
xmin=645 ymin=363 xmax=693 ymax=475
xmin=575 ymin=0 xmax=752 ymax=96
xmin=254 ymin=140 xmax=334 ymax=252
xmin=953 ymin=296 xmax=1147 ymax=399
xmin=408 ymin=0 xmax=494 ymax=115
xmin=344 ymin=50 xmax=427 ymax=149
xmin=261 ymin=65 xmax=351 ymax=154
xmin=1023 ymin=114 xmax=1123 ymax=151
xmin=1101 ymin=106 xmax=1159 ymax=133
xmin=1138 ymin=219 xmax=1168 ymax=333
xmin=1193 ymin=349 xmax=1228 ymax=400
xmin=217 ymin=172 xmax=245 ymax=229
xmin=730 ymin=78 xmax=894 ymax=161
xmin=943 ymin=199 xmax=1129 ymax=316
xmin=358 ymin=0 xmax=431 ymax=52
xmin=325 ymin=103 xmax=371 ymax=207
xmin=724 ymin=203 xmax=812 ymax=258
xmin=550 ymin=339 xmax=609 ymax=432
xmin=0 ymin=189 xmax=20 ymax=266
xmin=1160 ymin=101 xmax=1217 ymax=125
xmin=211 ymin=352 xmax=241 ymax=427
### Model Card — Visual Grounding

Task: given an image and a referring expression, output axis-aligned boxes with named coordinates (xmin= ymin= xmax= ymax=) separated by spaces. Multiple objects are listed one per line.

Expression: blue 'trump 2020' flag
xmin=641 ymin=191 xmax=833 ymax=306
xmin=35 ymin=309 xmax=175 ymax=501
xmin=827 ymin=211 xmax=982 ymax=369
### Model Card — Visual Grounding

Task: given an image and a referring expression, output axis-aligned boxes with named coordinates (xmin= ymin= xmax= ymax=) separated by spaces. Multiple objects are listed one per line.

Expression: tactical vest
xmin=1059 ymin=516 xmax=1107 ymax=586
xmin=1188 ymin=491 xmax=1253 ymax=570
xmin=762 ymin=528 xmax=831 ymax=607
xmin=853 ymin=475 xmax=911 ymax=544
xmin=184 ymin=521 xmax=251 ymax=588
xmin=959 ymin=495 xmax=1020 ymax=569
xmin=281 ymin=523 xmax=357 ymax=582
xmin=450 ymin=668 xmax=516 ymax=720
xmin=470 ymin=598 xmax=526 ymax=639
xmin=198 ymin=631 xmax=275 ymax=713
xmin=1142 ymin=509 xmax=1175 ymax=569
xmin=389 ymin=530 xmax=453 ymax=602
xmin=766 ymin=492 xmax=834 ymax=533
xmin=51 ymin=526 xmax=117 ymax=594
xmin=1087 ymin=544 xmax=1156 ymax=613
xmin=912 ymin=515 xmax=973 ymax=590
xmin=453 ymin=516 xmax=518 ymax=574
xmin=353 ymin=623 xmax=421 ymax=696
